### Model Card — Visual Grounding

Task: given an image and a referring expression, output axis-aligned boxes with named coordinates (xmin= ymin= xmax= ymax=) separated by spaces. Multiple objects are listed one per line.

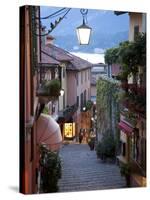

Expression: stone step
xmin=58 ymin=144 xmax=126 ymax=192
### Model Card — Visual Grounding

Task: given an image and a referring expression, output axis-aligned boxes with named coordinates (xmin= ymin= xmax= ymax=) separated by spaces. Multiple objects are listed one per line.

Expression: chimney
xmin=46 ymin=35 xmax=55 ymax=45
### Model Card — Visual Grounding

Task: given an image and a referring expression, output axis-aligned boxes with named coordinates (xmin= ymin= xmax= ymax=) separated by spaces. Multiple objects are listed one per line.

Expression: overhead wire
xmin=37 ymin=7 xmax=67 ymax=20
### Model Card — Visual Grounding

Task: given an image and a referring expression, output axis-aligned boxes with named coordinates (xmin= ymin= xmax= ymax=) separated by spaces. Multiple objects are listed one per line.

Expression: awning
xmin=118 ymin=121 xmax=133 ymax=134
xmin=36 ymin=114 xmax=62 ymax=151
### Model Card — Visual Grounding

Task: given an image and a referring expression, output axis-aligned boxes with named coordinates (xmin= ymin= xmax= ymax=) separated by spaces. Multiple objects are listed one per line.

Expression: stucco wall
xmin=129 ymin=12 xmax=143 ymax=41
xmin=59 ymin=66 xmax=67 ymax=110
xmin=77 ymin=69 xmax=91 ymax=108
xmin=91 ymin=85 xmax=96 ymax=97
xmin=67 ymin=71 xmax=77 ymax=106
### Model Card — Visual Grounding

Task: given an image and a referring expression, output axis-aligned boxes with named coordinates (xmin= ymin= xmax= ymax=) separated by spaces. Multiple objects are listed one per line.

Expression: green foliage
xmin=96 ymin=77 xmax=120 ymax=136
xmin=96 ymin=130 xmax=116 ymax=160
xmin=120 ymin=163 xmax=131 ymax=177
xmin=38 ymin=79 xmax=61 ymax=97
xmin=44 ymin=79 xmax=61 ymax=97
xmin=105 ymin=33 xmax=146 ymax=79
xmin=42 ymin=106 xmax=49 ymax=115
xmin=105 ymin=47 xmax=119 ymax=65
xmin=39 ymin=145 xmax=62 ymax=193
xmin=86 ymin=100 xmax=93 ymax=110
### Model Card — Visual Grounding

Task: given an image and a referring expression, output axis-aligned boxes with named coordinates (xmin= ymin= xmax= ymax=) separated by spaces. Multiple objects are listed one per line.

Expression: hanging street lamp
xmin=76 ymin=9 xmax=92 ymax=45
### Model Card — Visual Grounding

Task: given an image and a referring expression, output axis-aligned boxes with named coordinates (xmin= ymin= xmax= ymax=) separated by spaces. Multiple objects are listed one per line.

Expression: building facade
xmin=20 ymin=5 xmax=40 ymax=194
xmin=91 ymin=63 xmax=108 ymax=102
xmin=20 ymin=6 xmax=63 ymax=194
xmin=116 ymin=12 xmax=146 ymax=187
xmin=66 ymin=54 xmax=92 ymax=139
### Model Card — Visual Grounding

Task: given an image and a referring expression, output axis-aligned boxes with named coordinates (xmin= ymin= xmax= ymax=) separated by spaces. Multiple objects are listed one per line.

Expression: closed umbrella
xmin=36 ymin=113 xmax=62 ymax=151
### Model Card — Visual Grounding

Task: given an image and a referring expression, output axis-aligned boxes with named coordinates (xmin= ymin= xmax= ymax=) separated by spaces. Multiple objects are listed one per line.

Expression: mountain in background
xmin=53 ymin=31 xmax=128 ymax=53
xmin=40 ymin=7 xmax=129 ymax=53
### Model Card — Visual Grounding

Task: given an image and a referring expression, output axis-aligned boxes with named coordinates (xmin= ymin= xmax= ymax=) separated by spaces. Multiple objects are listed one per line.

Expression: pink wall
xmin=67 ymin=71 xmax=77 ymax=106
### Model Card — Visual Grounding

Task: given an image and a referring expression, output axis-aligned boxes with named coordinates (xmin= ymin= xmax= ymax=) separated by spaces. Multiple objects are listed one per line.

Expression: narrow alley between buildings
xmin=58 ymin=143 xmax=126 ymax=192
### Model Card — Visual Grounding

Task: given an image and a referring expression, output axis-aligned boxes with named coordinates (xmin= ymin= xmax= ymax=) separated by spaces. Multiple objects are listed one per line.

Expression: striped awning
xmin=118 ymin=121 xmax=133 ymax=134
xmin=36 ymin=114 xmax=62 ymax=151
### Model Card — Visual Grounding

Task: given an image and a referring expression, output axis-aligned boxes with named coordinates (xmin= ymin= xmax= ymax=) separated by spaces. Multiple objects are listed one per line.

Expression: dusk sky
xmin=40 ymin=6 xmax=129 ymax=36
xmin=40 ymin=6 xmax=129 ymax=63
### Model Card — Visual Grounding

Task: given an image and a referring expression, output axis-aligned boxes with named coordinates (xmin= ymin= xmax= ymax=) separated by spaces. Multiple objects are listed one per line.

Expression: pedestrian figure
xmin=79 ymin=129 xmax=83 ymax=144
xmin=88 ymin=130 xmax=96 ymax=150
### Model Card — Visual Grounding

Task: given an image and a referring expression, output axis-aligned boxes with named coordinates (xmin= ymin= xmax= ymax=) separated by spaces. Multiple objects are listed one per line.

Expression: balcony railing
xmin=120 ymin=83 xmax=146 ymax=116
xmin=121 ymin=83 xmax=146 ymax=96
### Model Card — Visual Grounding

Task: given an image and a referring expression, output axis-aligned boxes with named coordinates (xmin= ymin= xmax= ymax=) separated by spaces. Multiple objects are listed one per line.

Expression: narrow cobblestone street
xmin=58 ymin=143 xmax=126 ymax=192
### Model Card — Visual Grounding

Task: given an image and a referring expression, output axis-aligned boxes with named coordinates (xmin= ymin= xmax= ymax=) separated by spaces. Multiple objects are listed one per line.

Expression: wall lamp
xmin=60 ymin=89 xmax=65 ymax=96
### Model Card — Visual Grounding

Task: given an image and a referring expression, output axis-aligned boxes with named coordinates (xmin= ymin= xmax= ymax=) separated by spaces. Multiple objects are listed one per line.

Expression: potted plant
xmin=39 ymin=145 xmax=62 ymax=193
xmin=96 ymin=131 xmax=116 ymax=162
xmin=120 ymin=163 xmax=131 ymax=187
xmin=37 ymin=79 xmax=61 ymax=103
xmin=86 ymin=100 xmax=93 ymax=110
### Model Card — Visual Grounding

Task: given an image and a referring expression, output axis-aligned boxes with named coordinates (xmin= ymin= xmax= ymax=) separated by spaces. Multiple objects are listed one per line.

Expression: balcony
xmin=120 ymin=83 xmax=146 ymax=116
xmin=120 ymin=110 xmax=137 ymax=127
xmin=121 ymin=83 xmax=146 ymax=96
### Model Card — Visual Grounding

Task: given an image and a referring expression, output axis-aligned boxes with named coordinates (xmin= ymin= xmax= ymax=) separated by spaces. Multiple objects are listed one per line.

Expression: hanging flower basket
xmin=37 ymin=79 xmax=61 ymax=103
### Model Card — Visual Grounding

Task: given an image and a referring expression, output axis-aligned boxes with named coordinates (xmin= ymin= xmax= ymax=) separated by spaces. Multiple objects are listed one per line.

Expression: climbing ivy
xmin=96 ymin=76 xmax=120 ymax=145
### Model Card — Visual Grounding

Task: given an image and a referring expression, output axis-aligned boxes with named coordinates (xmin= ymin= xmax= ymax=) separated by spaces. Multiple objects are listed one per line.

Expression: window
xmin=81 ymin=71 xmax=83 ymax=84
xmin=141 ymin=137 xmax=146 ymax=171
xmin=63 ymin=93 xmax=65 ymax=108
xmin=63 ymin=67 xmax=66 ymax=78
xmin=88 ymin=69 xmax=90 ymax=80
xmin=84 ymin=90 xmax=86 ymax=105
xmin=80 ymin=93 xmax=83 ymax=109
xmin=88 ymin=88 xmax=90 ymax=100
xmin=51 ymin=69 xmax=55 ymax=79
xmin=130 ymin=129 xmax=140 ymax=162
xmin=134 ymin=25 xmax=139 ymax=40
xmin=77 ymin=96 xmax=79 ymax=107
xmin=122 ymin=142 xmax=126 ymax=156
xmin=76 ymin=73 xmax=79 ymax=86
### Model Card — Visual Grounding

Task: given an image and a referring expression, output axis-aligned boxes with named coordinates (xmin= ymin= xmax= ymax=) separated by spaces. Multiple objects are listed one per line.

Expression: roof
xmin=40 ymin=51 xmax=60 ymax=65
xmin=66 ymin=53 xmax=93 ymax=71
xmin=41 ymin=43 xmax=92 ymax=71
xmin=42 ymin=44 xmax=73 ymax=62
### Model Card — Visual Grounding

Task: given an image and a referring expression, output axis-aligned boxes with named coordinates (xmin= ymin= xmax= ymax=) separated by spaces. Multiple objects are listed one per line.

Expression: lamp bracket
xmin=80 ymin=9 xmax=88 ymax=24
xmin=80 ymin=9 xmax=88 ymax=16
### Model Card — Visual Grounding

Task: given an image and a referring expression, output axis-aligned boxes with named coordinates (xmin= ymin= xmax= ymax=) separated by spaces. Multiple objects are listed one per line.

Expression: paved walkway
xmin=58 ymin=143 xmax=126 ymax=192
